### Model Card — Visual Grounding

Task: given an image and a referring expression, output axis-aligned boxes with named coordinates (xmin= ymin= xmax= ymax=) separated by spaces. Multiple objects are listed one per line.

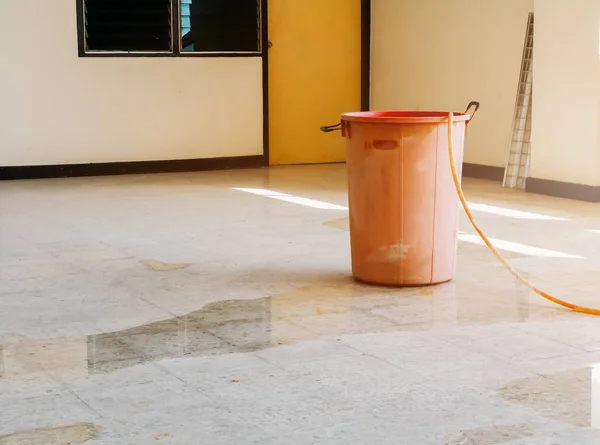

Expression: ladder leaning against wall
xmin=503 ymin=12 xmax=534 ymax=189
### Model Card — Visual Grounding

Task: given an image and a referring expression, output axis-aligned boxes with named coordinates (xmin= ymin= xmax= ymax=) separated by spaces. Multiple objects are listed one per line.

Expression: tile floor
xmin=1 ymin=164 xmax=600 ymax=444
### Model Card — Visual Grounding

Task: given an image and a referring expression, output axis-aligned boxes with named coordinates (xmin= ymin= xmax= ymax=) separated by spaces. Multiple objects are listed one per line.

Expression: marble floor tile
xmin=2 ymin=165 xmax=600 ymax=443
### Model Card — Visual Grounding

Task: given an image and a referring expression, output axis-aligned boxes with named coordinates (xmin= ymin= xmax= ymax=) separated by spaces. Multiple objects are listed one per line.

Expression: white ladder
xmin=503 ymin=13 xmax=534 ymax=189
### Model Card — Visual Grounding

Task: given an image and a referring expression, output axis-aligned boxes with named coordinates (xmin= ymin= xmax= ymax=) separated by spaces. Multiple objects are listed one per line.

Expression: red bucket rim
xmin=341 ymin=110 xmax=470 ymax=123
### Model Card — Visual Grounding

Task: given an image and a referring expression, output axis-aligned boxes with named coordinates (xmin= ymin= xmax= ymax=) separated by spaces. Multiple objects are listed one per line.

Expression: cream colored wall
xmin=371 ymin=0 xmax=533 ymax=167
xmin=0 ymin=1 xmax=263 ymax=166
xmin=531 ymin=0 xmax=600 ymax=185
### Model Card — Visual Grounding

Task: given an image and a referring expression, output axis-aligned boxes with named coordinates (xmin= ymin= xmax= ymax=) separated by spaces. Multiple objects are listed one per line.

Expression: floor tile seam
xmin=271 ymin=314 xmax=387 ymax=343
xmin=0 ymin=328 xmax=105 ymax=349
xmin=255 ymin=348 xmax=360 ymax=368
xmin=417 ymin=334 xmax=552 ymax=377
xmin=308 ymin=308 xmax=405 ymax=335
xmin=152 ymin=361 xmax=275 ymax=438
xmin=133 ymin=296 xmax=180 ymax=319
xmin=510 ymin=325 xmax=594 ymax=352
xmin=0 ymin=255 xmax=137 ymax=268
xmin=337 ymin=340 xmax=432 ymax=376
xmin=462 ymin=344 xmax=589 ymax=367
xmin=429 ymin=329 xmax=525 ymax=345
xmin=484 ymin=350 xmax=599 ymax=379
xmin=0 ymin=378 xmax=107 ymax=429
xmin=438 ymin=327 xmax=589 ymax=352
xmin=0 ymin=377 xmax=67 ymax=402
xmin=64 ymin=385 xmax=106 ymax=421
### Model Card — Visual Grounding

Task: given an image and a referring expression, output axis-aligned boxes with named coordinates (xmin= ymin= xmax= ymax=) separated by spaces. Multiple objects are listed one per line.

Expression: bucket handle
xmin=464 ymin=101 xmax=480 ymax=121
xmin=320 ymin=123 xmax=342 ymax=133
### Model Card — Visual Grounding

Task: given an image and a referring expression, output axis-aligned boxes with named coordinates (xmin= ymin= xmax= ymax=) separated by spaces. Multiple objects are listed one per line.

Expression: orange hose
xmin=447 ymin=112 xmax=600 ymax=316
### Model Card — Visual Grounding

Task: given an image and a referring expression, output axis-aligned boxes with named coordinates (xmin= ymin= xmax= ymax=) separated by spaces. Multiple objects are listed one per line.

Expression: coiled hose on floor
xmin=447 ymin=111 xmax=600 ymax=316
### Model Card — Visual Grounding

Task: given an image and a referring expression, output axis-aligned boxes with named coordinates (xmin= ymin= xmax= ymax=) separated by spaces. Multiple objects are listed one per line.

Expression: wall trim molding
xmin=0 ymin=155 xmax=264 ymax=181
xmin=526 ymin=178 xmax=600 ymax=203
xmin=462 ymin=163 xmax=505 ymax=181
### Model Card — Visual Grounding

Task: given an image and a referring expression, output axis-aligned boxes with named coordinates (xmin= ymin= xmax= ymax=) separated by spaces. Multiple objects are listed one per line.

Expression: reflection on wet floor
xmin=0 ymin=423 xmax=98 ymax=445
xmin=0 ymin=281 xmax=571 ymax=380
xmin=89 ymin=296 xmax=273 ymax=374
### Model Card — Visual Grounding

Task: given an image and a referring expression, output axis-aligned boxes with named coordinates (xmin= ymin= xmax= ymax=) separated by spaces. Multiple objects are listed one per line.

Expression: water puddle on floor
xmin=140 ymin=259 xmax=191 ymax=272
xmin=0 ymin=281 xmax=570 ymax=380
xmin=444 ymin=423 xmax=535 ymax=444
xmin=322 ymin=216 xmax=349 ymax=231
xmin=0 ymin=423 xmax=98 ymax=445
xmin=500 ymin=368 xmax=591 ymax=427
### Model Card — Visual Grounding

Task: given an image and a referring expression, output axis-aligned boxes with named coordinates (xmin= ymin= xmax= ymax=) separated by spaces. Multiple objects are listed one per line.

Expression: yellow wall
xmin=268 ymin=0 xmax=362 ymax=165
xmin=0 ymin=0 xmax=263 ymax=166
xmin=371 ymin=0 xmax=533 ymax=168
xmin=531 ymin=0 xmax=600 ymax=185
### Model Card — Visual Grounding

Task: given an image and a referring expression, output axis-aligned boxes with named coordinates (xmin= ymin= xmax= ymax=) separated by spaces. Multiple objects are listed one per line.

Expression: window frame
xmin=76 ymin=0 xmax=264 ymax=58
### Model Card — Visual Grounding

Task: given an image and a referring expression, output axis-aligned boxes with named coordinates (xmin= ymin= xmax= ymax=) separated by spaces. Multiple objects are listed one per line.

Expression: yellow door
xmin=268 ymin=0 xmax=362 ymax=165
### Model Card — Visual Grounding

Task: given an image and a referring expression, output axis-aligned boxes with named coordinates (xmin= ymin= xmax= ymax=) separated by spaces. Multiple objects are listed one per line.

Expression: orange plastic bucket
xmin=321 ymin=103 xmax=478 ymax=286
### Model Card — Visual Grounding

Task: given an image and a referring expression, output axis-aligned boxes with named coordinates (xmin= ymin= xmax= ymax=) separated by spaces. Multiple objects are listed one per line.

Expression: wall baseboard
xmin=462 ymin=163 xmax=505 ymax=181
xmin=6 ymin=159 xmax=598 ymax=203
xmin=0 ymin=155 xmax=265 ymax=181
xmin=456 ymin=164 xmax=600 ymax=202
xmin=526 ymin=178 xmax=600 ymax=203
xmin=0 ymin=159 xmax=510 ymax=183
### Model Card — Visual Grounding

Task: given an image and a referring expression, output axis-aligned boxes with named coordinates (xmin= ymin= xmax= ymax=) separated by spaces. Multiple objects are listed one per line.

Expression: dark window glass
xmin=84 ymin=0 xmax=172 ymax=52
xmin=181 ymin=0 xmax=260 ymax=52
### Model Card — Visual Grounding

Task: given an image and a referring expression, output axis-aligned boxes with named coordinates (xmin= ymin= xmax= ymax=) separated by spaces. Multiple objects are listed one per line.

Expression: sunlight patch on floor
xmin=458 ymin=232 xmax=583 ymax=259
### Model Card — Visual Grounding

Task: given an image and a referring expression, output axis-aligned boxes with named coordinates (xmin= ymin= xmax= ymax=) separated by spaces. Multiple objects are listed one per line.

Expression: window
xmin=80 ymin=0 xmax=262 ymax=56
xmin=84 ymin=0 xmax=173 ymax=52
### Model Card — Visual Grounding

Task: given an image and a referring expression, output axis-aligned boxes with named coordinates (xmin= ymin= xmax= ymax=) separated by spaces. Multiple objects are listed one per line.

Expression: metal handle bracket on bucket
xmin=463 ymin=101 xmax=480 ymax=134
xmin=320 ymin=123 xmax=341 ymax=132
xmin=464 ymin=101 xmax=480 ymax=121
xmin=320 ymin=121 xmax=350 ymax=137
